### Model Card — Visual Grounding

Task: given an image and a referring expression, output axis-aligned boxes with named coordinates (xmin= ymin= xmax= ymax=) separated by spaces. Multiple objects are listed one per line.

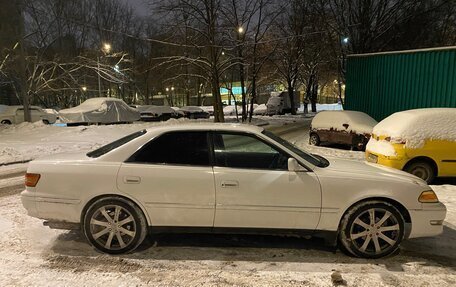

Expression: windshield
xmin=262 ymin=130 xmax=329 ymax=168
xmin=87 ymin=130 xmax=147 ymax=158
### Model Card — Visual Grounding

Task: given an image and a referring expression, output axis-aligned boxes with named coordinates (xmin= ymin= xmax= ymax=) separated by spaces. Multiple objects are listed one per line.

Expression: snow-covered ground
xmin=0 ymin=117 xmax=455 ymax=286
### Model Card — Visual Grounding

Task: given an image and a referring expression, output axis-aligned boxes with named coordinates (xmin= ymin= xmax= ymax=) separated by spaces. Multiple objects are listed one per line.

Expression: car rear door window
xmin=128 ymin=131 xmax=210 ymax=166
xmin=213 ymin=133 xmax=288 ymax=170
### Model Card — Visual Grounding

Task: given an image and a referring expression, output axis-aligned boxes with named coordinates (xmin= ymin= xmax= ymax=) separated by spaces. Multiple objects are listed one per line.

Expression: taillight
xmin=25 ymin=173 xmax=41 ymax=187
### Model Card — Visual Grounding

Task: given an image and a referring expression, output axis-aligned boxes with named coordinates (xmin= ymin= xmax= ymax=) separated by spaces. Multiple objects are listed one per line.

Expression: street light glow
xmin=237 ymin=26 xmax=244 ymax=34
xmin=81 ymin=86 xmax=87 ymax=91
xmin=342 ymin=37 xmax=349 ymax=44
xmin=171 ymin=86 xmax=175 ymax=91
xmin=166 ymin=87 xmax=169 ymax=92
xmin=102 ymin=43 xmax=112 ymax=53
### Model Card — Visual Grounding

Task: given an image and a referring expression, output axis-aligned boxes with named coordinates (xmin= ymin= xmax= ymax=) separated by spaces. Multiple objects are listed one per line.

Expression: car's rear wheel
xmin=83 ymin=197 xmax=147 ymax=254
xmin=339 ymin=201 xmax=405 ymax=259
xmin=404 ymin=161 xmax=435 ymax=184
xmin=42 ymin=119 xmax=50 ymax=125
xmin=1 ymin=120 xmax=12 ymax=124
xmin=309 ymin=133 xmax=320 ymax=146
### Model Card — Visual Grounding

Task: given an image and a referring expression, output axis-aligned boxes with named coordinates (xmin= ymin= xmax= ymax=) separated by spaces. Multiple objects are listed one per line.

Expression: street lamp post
xmin=98 ymin=43 xmax=112 ymax=98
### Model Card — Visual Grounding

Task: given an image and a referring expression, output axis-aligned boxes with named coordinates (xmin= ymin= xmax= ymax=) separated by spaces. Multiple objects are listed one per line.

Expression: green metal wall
xmin=345 ymin=47 xmax=456 ymax=121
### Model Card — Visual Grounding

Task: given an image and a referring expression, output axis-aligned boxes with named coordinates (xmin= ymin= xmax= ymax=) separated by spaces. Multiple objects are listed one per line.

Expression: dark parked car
xmin=309 ymin=111 xmax=378 ymax=150
xmin=138 ymin=105 xmax=179 ymax=121
xmin=178 ymin=106 xmax=210 ymax=119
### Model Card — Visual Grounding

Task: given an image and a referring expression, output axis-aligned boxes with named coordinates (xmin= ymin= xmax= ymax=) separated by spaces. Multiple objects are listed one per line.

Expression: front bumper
xmin=366 ymin=151 xmax=407 ymax=170
xmin=408 ymin=202 xmax=447 ymax=238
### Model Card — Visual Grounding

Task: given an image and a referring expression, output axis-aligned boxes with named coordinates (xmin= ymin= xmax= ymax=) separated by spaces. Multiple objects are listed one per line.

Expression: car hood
xmin=321 ymin=157 xmax=427 ymax=185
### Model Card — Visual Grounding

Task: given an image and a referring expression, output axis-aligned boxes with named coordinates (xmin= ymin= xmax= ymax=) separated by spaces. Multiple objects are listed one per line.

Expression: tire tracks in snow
xmin=0 ymin=167 xmax=26 ymax=198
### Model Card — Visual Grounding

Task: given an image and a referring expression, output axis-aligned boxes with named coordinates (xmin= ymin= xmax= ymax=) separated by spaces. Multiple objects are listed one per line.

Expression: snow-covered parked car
xmin=43 ymin=108 xmax=60 ymax=120
xmin=138 ymin=105 xmax=179 ymax=122
xmin=178 ymin=106 xmax=210 ymax=119
xmin=0 ymin=105 xmax=57 ymax=125
xmin=253 ymin=104 xmax=267 ymax=115
xmin=223 ymin=105 xmax=240 ymax=116
xmin=22 ymin=123 xmax=446 ymax=258
xmin=59 ymin=97 xmax=140 ymax=125
xmin=310 ymin=111 xmax=378 ymax=150
xmin=366 ymin=108 xmax=456 ymax=183
xmin=199 ymin=106 xmax=214 ymax=116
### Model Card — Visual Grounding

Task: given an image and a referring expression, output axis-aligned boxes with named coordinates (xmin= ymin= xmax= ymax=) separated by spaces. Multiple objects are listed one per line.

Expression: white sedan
xmin=21 ymin=124 xmax=446 ymax=258
xmin=0 ymin=105 xmax=57 ymax=124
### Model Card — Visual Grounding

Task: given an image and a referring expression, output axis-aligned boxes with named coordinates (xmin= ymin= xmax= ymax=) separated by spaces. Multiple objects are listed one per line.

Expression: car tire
xmin=404 ymin=161 xmax=435 ymax=184
xmin=42 ymin=119 xmax=50 ymax=125
xmin=83 ymin=197 xmax=148 ymax=254
xmin=309 ymin=133 xmax=320 ymax=146
xmin=1 ymin=120 xmax=12 ymax=124
xmin=338 ymin=201 xmax=405 ymax=259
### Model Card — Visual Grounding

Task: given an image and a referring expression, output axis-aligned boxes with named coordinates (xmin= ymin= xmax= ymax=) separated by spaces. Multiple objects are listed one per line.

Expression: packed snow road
xmin=0 ymin=119 xmax=455 ymax=286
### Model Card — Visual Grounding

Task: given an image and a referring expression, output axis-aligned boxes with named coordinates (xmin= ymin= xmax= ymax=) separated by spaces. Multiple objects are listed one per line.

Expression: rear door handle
xmin=221 ymin=180 xmax=239 ymax=188
xmin=124 ymin=176 xmax=141 ymax=184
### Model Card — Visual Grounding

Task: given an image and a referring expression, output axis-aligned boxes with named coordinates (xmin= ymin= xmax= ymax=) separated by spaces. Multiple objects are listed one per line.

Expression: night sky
xmin=124 ymin=0 xmax=150 ymax=17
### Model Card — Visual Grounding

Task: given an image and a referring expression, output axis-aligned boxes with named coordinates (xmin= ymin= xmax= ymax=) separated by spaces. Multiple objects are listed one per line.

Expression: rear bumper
xmin=408 ymin=202 xmax=447 ymax=238
xmin=20 ymin=190 xmax=81 ymax=224
xmin=21 ymin=190 xmax=38 ymax=217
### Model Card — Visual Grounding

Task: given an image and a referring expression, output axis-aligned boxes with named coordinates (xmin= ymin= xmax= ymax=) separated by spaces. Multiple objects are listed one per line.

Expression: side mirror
xmin=288 ymin=158 xmax=304 ymax=172
xmin=343 ymin=123 xmax=349 ymax=129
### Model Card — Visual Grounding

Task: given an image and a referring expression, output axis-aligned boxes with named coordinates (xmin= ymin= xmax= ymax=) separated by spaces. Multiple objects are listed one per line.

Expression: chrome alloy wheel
xmin=89 ymin=205 xmax=137 ymax=251
xmin=349 ymin=208 xmax=400 ymax=256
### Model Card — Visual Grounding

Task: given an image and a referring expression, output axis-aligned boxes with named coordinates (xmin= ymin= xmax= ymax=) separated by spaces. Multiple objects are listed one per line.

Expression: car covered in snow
xmin=59 ymin=97 xmax=140 ymax=124
xmin=178 ymin=106 xmax=210 ymax=119
xmin=223 ymin=105 xmax=240 ymax=116
xmin=309 ymin=111 xmax=378 ymax=150
xmin=253 ymin=104 xmax=267 ymax=115
xmin=137 ymin=105 xmax=179 ymax=122
xmin=366 ymin=108 xmax=456 ymax=183
xmin=0 ymin=105 xmax=57 ymax=125
xmin=21 ymin=123 xmax=446 ymax=258
xmin=199 ymin=106 xmax=214 ymax=116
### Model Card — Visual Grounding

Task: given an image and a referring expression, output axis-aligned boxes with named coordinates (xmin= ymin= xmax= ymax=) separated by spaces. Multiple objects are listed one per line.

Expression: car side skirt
xmin=149 ymin=226 xmax=338 ymax=246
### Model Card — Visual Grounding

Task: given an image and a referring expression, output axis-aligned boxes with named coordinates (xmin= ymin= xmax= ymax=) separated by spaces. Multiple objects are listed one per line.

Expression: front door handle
xmin=221 ymin=180 xmax=239 ymax=188
xmin=124 ymin=176 xmax=141 ymax=184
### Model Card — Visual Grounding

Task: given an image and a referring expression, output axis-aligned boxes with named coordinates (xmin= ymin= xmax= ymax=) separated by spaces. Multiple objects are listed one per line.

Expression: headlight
xmin=418 ymin=190 xmax=439 ymax=203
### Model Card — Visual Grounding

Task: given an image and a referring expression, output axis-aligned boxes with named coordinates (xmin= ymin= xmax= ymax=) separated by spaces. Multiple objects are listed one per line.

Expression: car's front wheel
xmin=339 ymin=201 xmax=405 ymax=259
xmin=83 ymin=197 xmax=148 ymax=254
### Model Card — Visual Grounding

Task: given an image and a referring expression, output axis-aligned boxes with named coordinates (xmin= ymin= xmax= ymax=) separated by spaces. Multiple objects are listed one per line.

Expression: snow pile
xmin=373 ymin=108 xmax=456 ymax=148
xmin=311 ymin=110 xmax=377 ymax=134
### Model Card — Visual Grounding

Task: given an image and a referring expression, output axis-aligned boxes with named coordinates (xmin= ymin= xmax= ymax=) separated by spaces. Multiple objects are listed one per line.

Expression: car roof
xmin=145 ymin=123 xmax=264 ymax=134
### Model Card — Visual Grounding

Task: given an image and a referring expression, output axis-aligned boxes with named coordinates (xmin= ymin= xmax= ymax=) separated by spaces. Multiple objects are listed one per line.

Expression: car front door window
xmin=213 ymin=133 xmax=289 ymax=170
